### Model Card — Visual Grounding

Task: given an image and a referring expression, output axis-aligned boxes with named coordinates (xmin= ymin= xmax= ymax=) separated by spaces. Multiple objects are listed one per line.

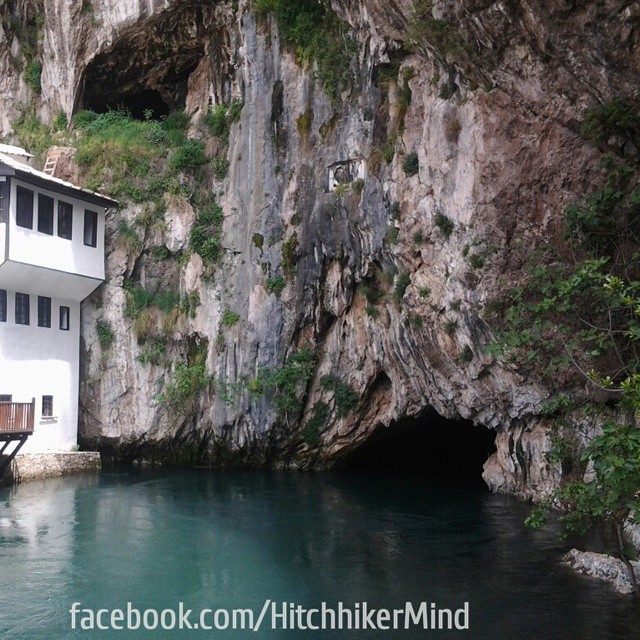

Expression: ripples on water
xmin=0 ymin=469 xmax=639 ymax=639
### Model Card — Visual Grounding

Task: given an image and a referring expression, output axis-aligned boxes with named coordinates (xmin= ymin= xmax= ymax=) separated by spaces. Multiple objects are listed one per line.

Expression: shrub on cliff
xmin=254 ymin=0 xmax=356 ymax=102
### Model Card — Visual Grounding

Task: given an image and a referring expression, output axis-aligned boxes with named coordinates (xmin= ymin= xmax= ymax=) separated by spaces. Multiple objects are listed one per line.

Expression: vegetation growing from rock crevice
xmin=254 ymin=0 xmax=356 ymax=103
xmin=158 ymin=344 xmax=212 ymax=410
xmin=406 ymin=0 xmax=467 ymax=64
xmin=96 ymin=320 xmax=115 ymax=350
xmin=320 ymin=374 xmax=357 ymax=418
xmin=249 ymin=345 xmax=317 ymax=424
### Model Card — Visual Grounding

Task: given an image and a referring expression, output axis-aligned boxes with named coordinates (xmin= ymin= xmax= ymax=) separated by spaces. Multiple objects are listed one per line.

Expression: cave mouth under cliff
xmin=85 ymin=88 xmax=172 ymax=121
xmin=74 ymin=3 xmax=214 ymax=121
xmin=337 ymin=412 xmax=496 ymax=486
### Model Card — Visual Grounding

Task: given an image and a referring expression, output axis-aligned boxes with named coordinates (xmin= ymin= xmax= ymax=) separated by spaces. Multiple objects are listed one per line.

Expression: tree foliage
xmin=490 ymin=98 xmax=640 ymax=585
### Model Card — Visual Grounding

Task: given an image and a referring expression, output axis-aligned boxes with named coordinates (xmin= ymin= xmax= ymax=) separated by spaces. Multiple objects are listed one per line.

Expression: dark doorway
xmin=337 ymin=411 xmax=496 ymax=485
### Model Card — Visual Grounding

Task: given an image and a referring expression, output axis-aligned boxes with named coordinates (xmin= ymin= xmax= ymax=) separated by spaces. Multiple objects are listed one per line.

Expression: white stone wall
xmin=3 ymin=177 xmax=105 ymax=295
xmin=0 ymin=291 xmax=81 ymax=453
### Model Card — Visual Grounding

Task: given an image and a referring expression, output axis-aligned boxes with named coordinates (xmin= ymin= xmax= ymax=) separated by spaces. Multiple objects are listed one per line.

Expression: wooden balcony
xmin=0 ymin=399 xmax=35 ymax=437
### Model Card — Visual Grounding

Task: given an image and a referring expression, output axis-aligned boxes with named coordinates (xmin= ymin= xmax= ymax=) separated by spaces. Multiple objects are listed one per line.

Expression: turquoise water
xmin=0 ymin=469 xmax=639 ymax=639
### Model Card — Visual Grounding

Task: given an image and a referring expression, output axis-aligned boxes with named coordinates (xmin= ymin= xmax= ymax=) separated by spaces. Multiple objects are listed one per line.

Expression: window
xmin=0 ymin=395 xmax=11 ymax=403
xmin=38 ymin=296 xmax=51 ymax=328
xmin=59 ymin=306 xmax=70 ymax=331
xmin=16 ymin=186 xmax=34 ymax=229
xmin=15 ymin=292 xmax=29 ymax=325
xmin=37 ymin=194 xmax=54 ymax=235
xmin=42 ymin=395 xmax=53 ymax=418
xmin=84 ymin=210 xmax=98 ymax=247
xmin=0 ymin=179 xmax=8 ymax=223
xmin=0 ymin=289 xmax=6 ymax=322
xmin=58 ymin=201 xmax=73 ymax=240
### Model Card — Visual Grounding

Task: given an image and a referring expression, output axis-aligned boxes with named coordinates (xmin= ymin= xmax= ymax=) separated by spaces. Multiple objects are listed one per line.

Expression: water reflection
xmin=0 ymin=469 xmax=638 ymax=640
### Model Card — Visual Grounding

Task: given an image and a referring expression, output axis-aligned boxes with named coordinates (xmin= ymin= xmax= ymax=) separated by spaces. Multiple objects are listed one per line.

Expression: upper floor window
xmin=0 ymin=395 xmax=12 ymax=403
xmin=0 ymin=179 xmax=8 ymax=223
xmin=0 ymin=289 xmax=6 ymax=322
xmin=37 ymin=194 xmax=54 ymax=235
xmin=59 ymin=305 xmax=70 ymax=331
xmin=38 ymin=296 xmax=51 ymax=328
xmin=15 ymin=292 xmax=29 ymax=325
xmin=16 ymin=186 xmax=34 ymax=229
xmin=58 ymin=201 xmax=73 ymax=240
xmin=84 ymin=210 xmax=98 ymax=247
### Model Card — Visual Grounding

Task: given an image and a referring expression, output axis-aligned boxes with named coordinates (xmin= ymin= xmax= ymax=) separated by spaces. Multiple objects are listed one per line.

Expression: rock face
xmin=1 ymin=0 xmax=639 ymax=499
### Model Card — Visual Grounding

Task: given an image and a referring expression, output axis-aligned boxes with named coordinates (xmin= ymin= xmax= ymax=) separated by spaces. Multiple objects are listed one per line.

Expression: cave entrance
xmin=337 ymin=412 xmax=496 ymax=487
xmin=74 ymin=3 xmax=219 ymax=122
xmin=85 ymin=88 xmax=171 ymax=121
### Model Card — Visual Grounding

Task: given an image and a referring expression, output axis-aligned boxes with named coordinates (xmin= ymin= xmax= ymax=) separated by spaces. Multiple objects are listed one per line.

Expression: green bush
xmin=170 ymin=141 xmax=208 ymax=171
xmin=303 ymin=402 xmax=329 ymax=447
xmin=52 ymin=112 xmax=68 ymax=131
xmin=254 ymin=0 xmax=356 ymax=103
xmin=444 ymin=319 xmax=458 ymax=334
xmin=73 ymin=110 xmax=99 ymax=129
xmin=250 ymin=345 xmax=317 ymax=419
xmin=189 ymin=200 xmax=224 ymax=264
xmin=212 ymin=156 xmax=230 ymax=179
xmin=24 ymin=60 xmax=42 ymax=94
xmin=320 ymin=375 xmax=358 ymax=417
xmin=221 ymin=308 xmax=240 ymax=327
xmin=116 ymin=222 xmax=143 ymax=256
xmin=394 ymin=272 xmax=411 ymax=302
xmin=96 ymin=320 xmax=114 ymax=350
xmin=124 ymin=282 xmax=182 ymax=319
xmin=204 ymin=100 xmax=243 ymax=140
xmin=403 ymin=152 xmax=420 ymax=176
xmin=434 ymin=212 xmax=454 ymax=237
xmin=160 ymin=363 xmax=211 ymax=408
xmin=581 ymin=97 xmax=640 ymax=147
xmin=468 ymin=254 xmax=485 ymax=269
xmin=266 ymin=276 xmax=286 ymax=294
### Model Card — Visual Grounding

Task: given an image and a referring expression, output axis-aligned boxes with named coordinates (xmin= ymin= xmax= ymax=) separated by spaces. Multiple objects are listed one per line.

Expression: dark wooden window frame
xmin=15 ymin=292 xmax=30 ymax=325
xmin=16 ymin=185 xmax=34 ymax=229
xmin=84 ymin=209 xmax=98 ymax=247
xmin=37 ymin=193 xmax=55 ymax=235
xmin=57 ymin=200 xmax=73 ymax=240
xmin=37 ymin=296 xmax=51 ymax=328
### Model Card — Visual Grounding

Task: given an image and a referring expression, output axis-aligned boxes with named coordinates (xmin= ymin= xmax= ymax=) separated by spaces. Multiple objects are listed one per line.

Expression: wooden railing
xmin=0 ymin=399 xmax=35 ymax=434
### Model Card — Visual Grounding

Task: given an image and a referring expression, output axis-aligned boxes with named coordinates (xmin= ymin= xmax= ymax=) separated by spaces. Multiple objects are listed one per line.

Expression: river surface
xmin=0 ymin=469 xmax=638 ymax=639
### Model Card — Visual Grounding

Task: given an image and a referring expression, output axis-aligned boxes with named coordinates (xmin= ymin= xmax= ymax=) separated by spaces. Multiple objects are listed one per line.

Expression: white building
xmin=0 ymin=145 xmax=117 ymax=457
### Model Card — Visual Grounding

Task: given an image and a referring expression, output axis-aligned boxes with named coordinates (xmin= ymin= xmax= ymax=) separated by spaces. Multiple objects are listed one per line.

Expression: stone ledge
xmin=563 ymin=549 xmax=640 ymax=595
xmin=7 ymin=452 xmax=101 ymax=485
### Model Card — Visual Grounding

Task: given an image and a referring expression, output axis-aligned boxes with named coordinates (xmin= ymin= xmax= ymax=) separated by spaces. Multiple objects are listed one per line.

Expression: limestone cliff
xmin=1 ymin=0 xmax=638 ymax=500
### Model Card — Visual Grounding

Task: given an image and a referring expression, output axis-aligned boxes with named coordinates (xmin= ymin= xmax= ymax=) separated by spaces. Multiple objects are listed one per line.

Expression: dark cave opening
xmin=337 ymin=411 xmax=496 ymax=486
xmin=85 ymin=88 xmax=172 ymax=121
xmin=74 ymin=4 xmax=211 ymax=122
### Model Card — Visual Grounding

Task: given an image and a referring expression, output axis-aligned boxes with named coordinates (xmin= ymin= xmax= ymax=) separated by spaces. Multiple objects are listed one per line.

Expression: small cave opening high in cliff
xmin=337 ymin=412 xmax=496 ymax=486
